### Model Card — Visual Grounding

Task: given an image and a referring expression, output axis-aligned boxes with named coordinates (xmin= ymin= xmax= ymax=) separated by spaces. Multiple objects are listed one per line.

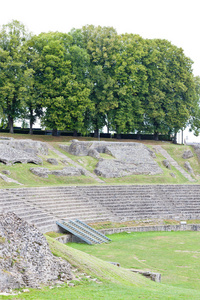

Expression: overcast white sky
xmin=1 ymin=0 xmax=200 ymax=76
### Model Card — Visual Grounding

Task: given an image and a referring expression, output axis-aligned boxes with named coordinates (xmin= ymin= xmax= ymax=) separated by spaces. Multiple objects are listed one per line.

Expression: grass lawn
xmin=0 ymin=162 xmax=97 ymax=188
xmin=68 ymin=231 xmax=200 ymax=291
xmin=2 ymin=234 xmax=200 ymax=300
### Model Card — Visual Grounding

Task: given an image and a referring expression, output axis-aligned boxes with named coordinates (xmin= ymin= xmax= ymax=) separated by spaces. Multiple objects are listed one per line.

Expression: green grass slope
xmin=2 ymin=236 xmax=200 ymax=300
xmin=69 ymin=231 xmax=200 ymax=291
xmin=1 ymin=133 xmax=200 ymax=187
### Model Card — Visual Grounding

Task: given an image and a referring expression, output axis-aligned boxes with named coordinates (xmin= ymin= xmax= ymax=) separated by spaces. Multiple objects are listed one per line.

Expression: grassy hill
xmin=0 ymin=132 xmax=199 ymax=187
xmin=2 ymin=234 xmax=200 ymax=299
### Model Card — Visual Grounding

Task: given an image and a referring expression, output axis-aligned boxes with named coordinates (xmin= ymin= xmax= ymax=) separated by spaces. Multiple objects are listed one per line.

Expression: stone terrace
xmin=1 ymin=185 xmax=200 ymax=232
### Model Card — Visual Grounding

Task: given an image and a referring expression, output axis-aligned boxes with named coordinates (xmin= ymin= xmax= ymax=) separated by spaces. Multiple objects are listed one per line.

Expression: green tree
xmin=72 ymin=25 xmax=120 ymax=137
xmin=142 ymin=39 xmax=196 ymax=140
xmin=32 ymin=32 xmax=91 ymax=135
xmin=18 ymin=37 xmax=43 ymax=135
xmin=108 ymin=33 xmax=148 ymax=138
xmin=188 ymin=76 xmax=200 ymax=136
xmin=0 ymin=20 xmax=30 ymax=133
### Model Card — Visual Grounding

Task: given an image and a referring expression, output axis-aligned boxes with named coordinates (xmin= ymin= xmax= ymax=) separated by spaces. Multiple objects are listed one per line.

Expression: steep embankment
xmin=46 ymin=236 xmax=200 ymax=300
xmin=0 ymin=134 xmax=200 ymax=187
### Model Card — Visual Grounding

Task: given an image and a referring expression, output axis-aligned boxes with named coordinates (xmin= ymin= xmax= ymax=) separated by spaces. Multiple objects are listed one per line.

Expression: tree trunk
xmin=29 ymin=119 xmax=33 ymax=135
xmin=116 ymin=125 xmax=121 ymax=139
xmin=94 ymin=128 xmax=99 ymax=138
xmin=107 ymin=125 xmax=110 ymax=134
xmin=29 ymin=109 xmax=34 ymax=135
xmin=154 ymin=132 xmax=159 ymax=141
xmin=73 ymin=130 xmax=78 ymax=137
xmin=137 ymin=132 xmax=141 ymax=140
xmin=173 ymin=132 xmax=177 ymax=144
xmin=116 ymin=133 xmax=121 ymax=139
xmin=52 ymin=128 xmax=58 ymax=136
xmin=8 ymin=116 xmax=14 ymax=134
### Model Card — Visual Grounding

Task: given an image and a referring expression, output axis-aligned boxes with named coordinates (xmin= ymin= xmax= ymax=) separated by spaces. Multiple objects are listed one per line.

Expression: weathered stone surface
xmin=30 ymin=167 xmax=51 ymax=178
xmin=0 ymin=145 xmax=42 ymax=165
xmin=0 ymin=172 xmax=23 ymax=185
xmin=108 ymin=262 xmax=121 ymax=267
xmin=0 ymin=212 xmax=72 ymax=292
xmin=192 ymin=145 xmax=200 ymax=162
xmin=162 ymin=159 xmax=171 ymax=169
xmin=61 ymin=159 xmax=69 ymax=165
xmin=88 ymin=149 xmax=100 ymax=159
xmin=130 ymin=269 xmax=161 ymax=282
xmin=2 ymin=170 xmax=11 ymax=175
xmin=61 ymin=141 xmax=162 ymax=178
xmin=0 ymin=139 xmax=48 ymax=155
xmin=59 ymin=144 xmax=70 ymax=153
xmin=30 ymin=167 xmax=82 ymax=178
xmin=51 ymin=167 xmax=82 ymax=176
xmin=69 ymin=139 xmax=79 ymax=143
xmin=170 ymin=173 xmax=176 ymax=178
xmin=148 ymin=149 xmax=156 ymax=159
xmin=184 ymin=161 xmax=194 ymax=174
xmin=47 ymin=158 xmax=59 ymax=165
xmin=95 ymin=159 xmax=161 ymax=178
xmin=0 ymin=136 xmax=14 ymax=140
xmin=182 ymin=150 xmax=193 ymax=159
xmin=68 ymin=141 xmax=92 ymax=156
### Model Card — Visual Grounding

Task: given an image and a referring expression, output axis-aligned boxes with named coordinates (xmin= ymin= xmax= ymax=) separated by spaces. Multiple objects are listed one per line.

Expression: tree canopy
xmin=0 ymin=20 xmax=199 ymax=139
xmin=0 ymin=20 xmax=30 ymax=133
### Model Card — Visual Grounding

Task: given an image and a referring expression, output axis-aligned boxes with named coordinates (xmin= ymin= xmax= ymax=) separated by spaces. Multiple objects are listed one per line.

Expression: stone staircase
xmin=0 ymin=186 xmax=114 ymax=232
xmin=78 ymin=185 xmax=200 ymax=221
xmin=1 ymin=185 xmax=200 ymax=233
xmin=0 ymin=189 xmax=57 ymax=233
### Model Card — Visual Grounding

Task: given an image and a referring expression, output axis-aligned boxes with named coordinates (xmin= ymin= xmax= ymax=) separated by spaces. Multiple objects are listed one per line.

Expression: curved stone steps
xmin=1 ymin=185 xmax=200 ymax=232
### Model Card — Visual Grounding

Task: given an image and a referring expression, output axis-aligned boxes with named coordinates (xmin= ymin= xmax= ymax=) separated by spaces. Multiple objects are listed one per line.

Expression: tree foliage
xmin=142 ymin=39 xmax=196 ymax=139
xmin=0 ymin=21 xmax=199 ymax=139
xmin=31 ymin=32 xmax=91 ymax=135
xmin=0 ymin=20 xmax=30 ymax=133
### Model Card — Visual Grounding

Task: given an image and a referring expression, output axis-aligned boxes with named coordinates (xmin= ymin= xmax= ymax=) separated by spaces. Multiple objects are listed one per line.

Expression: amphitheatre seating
xmin=1 ymin=185 xmax=200 ymax=233
xmin=0 ymin=186 xmax=115 ymax=232
xmin=78 ymin=185 xmax=200 ymax=221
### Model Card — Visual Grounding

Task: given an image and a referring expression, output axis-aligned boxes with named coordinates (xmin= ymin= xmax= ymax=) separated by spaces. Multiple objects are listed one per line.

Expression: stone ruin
xmin=60 ymin=140 xmax=163 ymax=178
xmin=0 ymin=137 xmax=48 ymax=165
xmin=0 ymin=212 xmax=72 ymax=292
xmin=30 ymin=166 xmax=85 ymax=178
xmin=0 ymin=137 xmax=87 ymax=180
xmin=0 ymin=137 xmax=163 ymax=179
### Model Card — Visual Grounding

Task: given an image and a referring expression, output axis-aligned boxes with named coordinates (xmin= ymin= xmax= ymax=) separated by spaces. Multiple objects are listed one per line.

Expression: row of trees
xmin=0 ymin=20 xmax=200 ymax=139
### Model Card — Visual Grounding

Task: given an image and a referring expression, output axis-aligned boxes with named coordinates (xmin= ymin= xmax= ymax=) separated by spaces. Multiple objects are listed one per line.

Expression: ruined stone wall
xmin=63 ymin=140 xmax=163 ymax=177
xmin=0 ymin=213 xmax=72 ymax=292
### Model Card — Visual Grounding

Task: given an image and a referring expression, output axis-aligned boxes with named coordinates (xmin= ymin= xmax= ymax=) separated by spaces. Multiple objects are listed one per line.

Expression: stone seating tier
xmin=1 ymin=185 xmax=200 ymax=232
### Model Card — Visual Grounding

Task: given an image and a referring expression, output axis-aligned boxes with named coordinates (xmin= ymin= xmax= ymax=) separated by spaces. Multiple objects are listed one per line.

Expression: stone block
xmin=182 ymin=150 xmax=193 ymax=159
xmin=162 ymin=159 xmax=171 ymax=169
xmin=184 ymin=161 xmax=194 ymax=174
xmin=30 ymin=167 xmax=50 ymax=178
xmin=88 ymin=149 xmax=100 ymax=159
xmin=47 ymin=158 xmax=59 ymax=165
